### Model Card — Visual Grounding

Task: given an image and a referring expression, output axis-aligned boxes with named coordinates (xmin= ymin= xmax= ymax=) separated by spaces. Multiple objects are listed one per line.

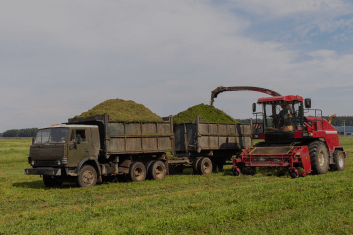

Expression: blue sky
xmin=1 ymin=0 xmax=353 ymax=132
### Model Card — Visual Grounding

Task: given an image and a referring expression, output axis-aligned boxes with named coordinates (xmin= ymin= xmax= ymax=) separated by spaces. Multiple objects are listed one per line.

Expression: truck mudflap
xmin=232 ymin=146 xmax=311 ymax=178
xmin=24 ymin=167 xmax=62 ymax=176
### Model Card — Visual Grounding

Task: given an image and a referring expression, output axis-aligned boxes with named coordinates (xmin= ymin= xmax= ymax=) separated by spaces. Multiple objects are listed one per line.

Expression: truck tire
xmin=43 ymin=176 xmax=63 ymax=187
xmin=148 ymin=160 xmax=166 ymax=180
xmin=331 ymin=150 xmax=345 ymax=171
xmin=77 ymin=165 xmax=97 ymax=187
xmin=309 ymin=141 xmax=329 ymax=174
xmin=197 ymin=157 xmax=213 ymax=175
xmin=193 ymin=157 xmax=202 ymax=174
xmin=129 ymin=162 xmax=146 ymax=182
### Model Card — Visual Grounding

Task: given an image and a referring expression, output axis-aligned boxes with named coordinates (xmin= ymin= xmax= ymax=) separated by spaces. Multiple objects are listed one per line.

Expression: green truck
xmin=25 ymin=114 xmax=251 ymax=187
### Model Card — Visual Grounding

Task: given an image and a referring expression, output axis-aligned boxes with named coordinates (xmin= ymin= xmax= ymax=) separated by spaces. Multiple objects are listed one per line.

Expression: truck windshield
xmin=34 ymin=128 xmax=69 ymax=144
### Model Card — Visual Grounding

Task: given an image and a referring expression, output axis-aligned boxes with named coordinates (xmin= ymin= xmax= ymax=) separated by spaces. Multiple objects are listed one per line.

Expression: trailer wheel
xmin=309 ymin=141 xmax=329 ymax=174
xmin=129 ymin=162 xmax=146 ymax=182
xmin=43 ymin=176 xmax=63 ymax=187
xmin=197 ymin=157 xmax=213 ymax=175
xmin=193 ymin=157 xmax=202 ymax=174
xmin=331 ymin=150 xmax=345 ymax=171
xmin=149 ymin=161 xmax=166 ymax=180
xmin=145 ymin=160 xmax=154 ymax=179
xmin=77 ymin=165 xmax=97 ymax=187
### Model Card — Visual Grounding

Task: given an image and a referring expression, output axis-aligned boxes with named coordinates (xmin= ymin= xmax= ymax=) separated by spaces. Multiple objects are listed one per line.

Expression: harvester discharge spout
xmin=210 ymin=86 xmax=282 ymax=106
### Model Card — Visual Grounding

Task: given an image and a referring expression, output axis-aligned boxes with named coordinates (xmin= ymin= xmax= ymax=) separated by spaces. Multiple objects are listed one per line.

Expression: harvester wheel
xmin=129 ymin=162 xmax=146 ymax=182
xmin=43 ymin=176 xmax=63 ymax=187
xmin=148 ymin=160 xmax=167 ymax=180
xmin=197 ymin=157 xmax=213 ymax=175
xmin=309 ymin=141 xmax=329 ymax=174
xmin=77 ymin=165 xmax=97 ymax=187
xmin=233 ymin=169 xmax=240 ymax=176
xmin=290 ymin=171 xmax=298 ymax=179
xmin=331 ymin=150 xmax=345 ymax=171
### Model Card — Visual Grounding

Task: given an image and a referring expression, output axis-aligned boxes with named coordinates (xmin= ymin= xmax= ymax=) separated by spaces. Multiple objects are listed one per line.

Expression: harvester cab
xmin=232 ymin=94 xmax=349 ymax=178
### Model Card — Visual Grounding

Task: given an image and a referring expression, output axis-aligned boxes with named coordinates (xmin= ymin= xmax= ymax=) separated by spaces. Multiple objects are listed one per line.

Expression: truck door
xmin=67 ymin=128 xmax=92 ymax=167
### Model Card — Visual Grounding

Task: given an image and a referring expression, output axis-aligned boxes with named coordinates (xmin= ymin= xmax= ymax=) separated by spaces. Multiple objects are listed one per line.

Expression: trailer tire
xmin=331 ymin=150 xmax=345 ymax=171
xmin=129 ymin=162 xmax=146 ymax=182
xmin=43 ymin=176 xmax=63 ymax=187
xmin=145 ymin=160 xmax=154 ymax=179
xmin=309 ymin=141 xmax=329 ymax=174
xmin=193 ymin=157 xmax=202 ymax=174
xmin=197 ymin=157 xmax=213 ymax=175
xmin=77 ymin=165 xmax=97 ymax=187
xmin=149 ymin=161 xmax=166 ymax=180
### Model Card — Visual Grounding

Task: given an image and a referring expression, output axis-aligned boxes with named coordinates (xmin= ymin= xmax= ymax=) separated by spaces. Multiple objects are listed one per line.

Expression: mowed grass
xmin=0 ymin=138 xmax=353 ymax=234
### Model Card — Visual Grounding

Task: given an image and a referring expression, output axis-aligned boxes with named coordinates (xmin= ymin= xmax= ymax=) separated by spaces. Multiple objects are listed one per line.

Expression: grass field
xmin=1 ymin=138 xmax=353 ymax=234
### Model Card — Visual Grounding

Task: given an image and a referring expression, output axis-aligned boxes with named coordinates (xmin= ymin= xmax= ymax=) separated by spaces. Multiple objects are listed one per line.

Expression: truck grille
xmin=33 ymin=160 xmax=61 ymax=167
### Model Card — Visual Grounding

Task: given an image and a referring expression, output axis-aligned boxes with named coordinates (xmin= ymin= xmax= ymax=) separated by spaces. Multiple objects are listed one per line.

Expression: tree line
xmin=1 ymin=128 xmax=38 ymax=137
xmin=236 ymin=116 xmax=353 ymax=125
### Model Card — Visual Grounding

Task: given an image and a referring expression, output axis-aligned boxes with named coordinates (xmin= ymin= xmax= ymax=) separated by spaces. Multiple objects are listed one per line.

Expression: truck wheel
xmin=129 ymin=162 xmax=146 ymax=182
xmin=197 ymin=157 xmax=213 ymax=175
xmin=309 ymin=141 xmax=329 ymax=174
xmin=43 ymin=176 xmax=63 ymax=187
xmin=149 ymin=161 xmax=166 ymax=180
xmin=193 ymin=157 xmax=202 ymax=174
xmin=331 ymin=150 xmax=345 ymax=171
xmin=77 ymin=165 xmax=97 ymax=187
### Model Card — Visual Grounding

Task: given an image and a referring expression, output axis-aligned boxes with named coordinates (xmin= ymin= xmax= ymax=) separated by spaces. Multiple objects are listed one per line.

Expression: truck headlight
xmin=253 ymin=134 xmax=259 ymax=139
xmin=31 ymin=160 xmax=35 ymax=166
xmin=302 ymin=132 xmax=309 ymax=137
xmin=58 ymin=160 xmax=61 ymax=166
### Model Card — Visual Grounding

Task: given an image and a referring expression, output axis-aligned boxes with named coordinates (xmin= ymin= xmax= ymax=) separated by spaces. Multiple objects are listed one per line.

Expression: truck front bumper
xmin=24 ymin=167 xmax=62 ymax=176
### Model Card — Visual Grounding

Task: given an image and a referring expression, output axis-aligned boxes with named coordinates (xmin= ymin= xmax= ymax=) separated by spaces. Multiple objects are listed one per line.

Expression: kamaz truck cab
xmin=232 ymin=95 xmax=348 ymax=178
xmin=25 ymin=124 xmax=102 ymax=187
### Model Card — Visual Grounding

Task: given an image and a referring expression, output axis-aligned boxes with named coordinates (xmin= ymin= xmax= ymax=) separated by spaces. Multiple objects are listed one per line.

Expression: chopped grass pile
xmin=75 ymin=99 xmax=163 ymax=123
xmin=173 ymin=104 xmax=239 ymax=124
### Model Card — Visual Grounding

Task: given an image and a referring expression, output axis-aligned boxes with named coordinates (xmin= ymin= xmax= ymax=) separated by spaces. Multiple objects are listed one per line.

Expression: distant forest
xmin=1 ymin=128 xmax=38 ymax=137
xmin=236 ymin=116 xmax=353 ymax=125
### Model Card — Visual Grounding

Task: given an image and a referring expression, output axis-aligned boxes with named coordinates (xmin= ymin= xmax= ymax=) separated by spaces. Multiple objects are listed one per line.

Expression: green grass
xmin=1 ymin=138 xmax=353 ymax=234
xmin=173 ymin=103 xmax=239 ymax=124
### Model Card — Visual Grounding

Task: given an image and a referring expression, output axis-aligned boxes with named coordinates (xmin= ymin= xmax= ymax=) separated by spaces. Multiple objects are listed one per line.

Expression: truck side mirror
xmin=77 ymin=135 xmax=82 ymax=144
xmin=252 ymin=103 xmax=256 ymax=113
xmin=304 ymin=99 xmax=311 ymax=109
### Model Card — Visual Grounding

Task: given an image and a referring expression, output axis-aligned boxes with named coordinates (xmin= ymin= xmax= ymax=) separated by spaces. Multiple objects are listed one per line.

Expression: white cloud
xmin=227 ymin=0 xmax=350 ymax=16
xmin=0 ymin=0 xmax=353 ymax=132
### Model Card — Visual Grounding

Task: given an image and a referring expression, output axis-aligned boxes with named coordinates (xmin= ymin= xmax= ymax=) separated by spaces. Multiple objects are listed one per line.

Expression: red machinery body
xmin=233 ymin=146 xmax=311 ymax=177
xmin=232 ymin=94 xmax=348 ymax=178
